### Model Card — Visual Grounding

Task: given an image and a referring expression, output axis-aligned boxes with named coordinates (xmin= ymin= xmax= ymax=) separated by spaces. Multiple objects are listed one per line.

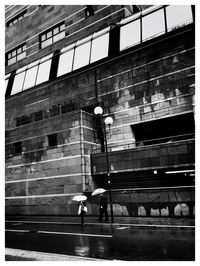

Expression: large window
xmin=6 ymin=43 xmax=26 ymax=66
xmin=142 ymin=9 xmax=165 ymax=41
xmin=57 ymin=28 xmax=110 ymax=77
xmin=11 ymin=66 xmax=27 ymax=95
xmin=120 ymin=19 xmax=140 ymax=51
xmin=57 ymin=44 xmax=75 ymax=77
xmin=40 ymin=22 xmax=65 ymax=49
xmin=23 ymin=60 xmax=40 ymax=91
xmin=166 ymin=5 xmax=193 ymax=31
xmin=90 ymin=28 xmax=110 ymax=63
xmin=8 ymin=54 xmax=53 ymax=95
xmin=36 ymin=54 xmax=53 ymax=85
xmin=73 ymin=36 xmax=91 ymax=70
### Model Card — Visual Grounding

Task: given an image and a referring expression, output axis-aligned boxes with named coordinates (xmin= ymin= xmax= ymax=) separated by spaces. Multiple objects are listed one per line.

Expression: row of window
xmin=5 ymin=6 xmax=95 ymax=66
xmin=16 ymin=101 xmax=75 ymax=127
xmin=40 ymin=22 xmax=65 ymax=49
xmin=6 ymin=43 xmax=26 ymax=66
xmin=6 ymin=9 xmax=27 ymax=27
xmin=5 ymin=5 xmax=193 ymax=97
xmin=10 ymin=133 xmax=58 ymax=156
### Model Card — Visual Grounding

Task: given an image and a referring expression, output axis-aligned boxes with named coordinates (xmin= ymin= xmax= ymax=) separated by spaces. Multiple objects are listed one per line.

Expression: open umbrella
xmin=72 ymin=195 xmax=87 ymax=202
xmin=91 ymin=188 xmax=106 ymax=196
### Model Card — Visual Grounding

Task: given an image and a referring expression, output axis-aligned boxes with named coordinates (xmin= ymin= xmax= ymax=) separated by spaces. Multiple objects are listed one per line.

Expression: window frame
xmin=40 ymin=22 xmax=65 ymax=49
xmin=6 ymin=43 xmax=26 ymax=66
xmin=6 ymin=10 xmax=27 ymax=28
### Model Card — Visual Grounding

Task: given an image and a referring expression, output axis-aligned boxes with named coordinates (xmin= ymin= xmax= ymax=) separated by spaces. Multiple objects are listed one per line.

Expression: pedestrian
xmin=98 ymin=193 xmax=108 ymax=222
xmin=78 ymin=200 xmax=87 ymax=226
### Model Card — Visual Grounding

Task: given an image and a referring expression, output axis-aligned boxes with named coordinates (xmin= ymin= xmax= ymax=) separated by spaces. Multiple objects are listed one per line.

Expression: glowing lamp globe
xmin=94 ymin=106 xmax=103 ymax=115
xmin=105 ymin=116 xmax=113 ymax=125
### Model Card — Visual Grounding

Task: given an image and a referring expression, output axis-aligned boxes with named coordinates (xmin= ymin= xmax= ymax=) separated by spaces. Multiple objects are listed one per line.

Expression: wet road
xmin=5 ymin=221 xmax=195 ymax=260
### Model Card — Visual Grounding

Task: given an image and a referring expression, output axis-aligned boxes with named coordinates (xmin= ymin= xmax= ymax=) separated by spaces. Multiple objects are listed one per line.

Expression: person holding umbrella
xmin=72 ymin=195 xmax=87 ymax=226
xmin=98 ymin=193 xmax=108 ymax=222
xmin=78 ymin=200 xmax=87 ymax=226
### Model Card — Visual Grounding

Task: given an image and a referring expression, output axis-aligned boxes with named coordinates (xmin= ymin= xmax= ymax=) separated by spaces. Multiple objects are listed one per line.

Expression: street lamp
xmin=94 ymin=106 xmax=114 ymax=223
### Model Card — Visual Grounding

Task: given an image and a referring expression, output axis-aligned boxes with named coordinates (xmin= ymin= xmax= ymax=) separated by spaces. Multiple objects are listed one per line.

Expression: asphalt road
xmin=5 ymin=219 xmax=195 ymax=261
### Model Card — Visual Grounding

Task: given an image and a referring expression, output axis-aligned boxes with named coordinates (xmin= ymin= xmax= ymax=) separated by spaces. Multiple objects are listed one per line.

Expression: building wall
xmin=5 ymin=5 xmax=195 ymax=217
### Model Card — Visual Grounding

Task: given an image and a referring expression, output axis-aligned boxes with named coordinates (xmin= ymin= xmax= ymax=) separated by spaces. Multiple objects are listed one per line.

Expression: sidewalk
xmin=6 ymin=215 xmax=195 ymax=228
xmin=5 ymin=248 xmax=106 ymax=261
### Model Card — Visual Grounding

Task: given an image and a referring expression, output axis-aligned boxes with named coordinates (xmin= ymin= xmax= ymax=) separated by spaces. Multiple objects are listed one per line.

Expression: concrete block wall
xmin=5 ymin=110 xmax=98 ymax=215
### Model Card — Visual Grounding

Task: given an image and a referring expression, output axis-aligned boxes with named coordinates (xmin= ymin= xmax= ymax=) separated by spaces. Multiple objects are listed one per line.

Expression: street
xmin=5 ymin=217 xmax=195 ymax=261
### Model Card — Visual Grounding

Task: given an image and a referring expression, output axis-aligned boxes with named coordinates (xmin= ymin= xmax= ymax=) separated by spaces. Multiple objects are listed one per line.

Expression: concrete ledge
xmin=5 ymin=248 xmax=102 ymax=261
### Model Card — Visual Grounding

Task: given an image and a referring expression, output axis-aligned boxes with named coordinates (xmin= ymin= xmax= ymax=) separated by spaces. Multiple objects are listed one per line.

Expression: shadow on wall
xmin=124 ymin=202 xmax=195 ymax=217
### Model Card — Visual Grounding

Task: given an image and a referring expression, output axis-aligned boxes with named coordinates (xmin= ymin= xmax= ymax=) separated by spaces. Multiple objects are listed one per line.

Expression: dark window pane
xmin=13 ymin=141 xmax=22 ymax=154
xmin=48 ymin=133 xmax=57 ymax=147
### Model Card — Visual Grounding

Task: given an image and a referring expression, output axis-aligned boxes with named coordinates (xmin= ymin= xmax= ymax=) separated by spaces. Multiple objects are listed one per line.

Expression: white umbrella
xmin=72 ymin=195 xmax=87 ymax=202
xmin=91 ymin=188 xmax=106 ymax=196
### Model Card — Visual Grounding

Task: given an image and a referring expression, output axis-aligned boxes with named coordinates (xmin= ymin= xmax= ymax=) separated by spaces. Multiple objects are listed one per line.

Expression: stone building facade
xmin=5 ymin=5 xmax=195 ymax=217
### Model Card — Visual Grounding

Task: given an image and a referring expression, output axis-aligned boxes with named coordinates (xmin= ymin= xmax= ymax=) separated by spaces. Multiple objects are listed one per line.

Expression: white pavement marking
xmin=37 ymin=230 xmax=113 ymax=238
xmin=6 ymin=229 xmax=29 ymax=233
xmin=5 ymin=228 xmax=113 ymax=238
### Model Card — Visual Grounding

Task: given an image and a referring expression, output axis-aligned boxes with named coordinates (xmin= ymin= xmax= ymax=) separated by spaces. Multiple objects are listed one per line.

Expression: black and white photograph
xmin=3 ymin=0 xmax=196 ymax=262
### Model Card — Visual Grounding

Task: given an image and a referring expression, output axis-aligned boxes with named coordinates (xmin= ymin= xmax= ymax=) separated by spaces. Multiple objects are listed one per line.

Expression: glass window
xmin=8 ymin=57 xmax=16 ymax=66
xmin=166 ymin=5 xmax=193 ymax=31
xmin=90 ymin=32 xmax=109 ymax=63
xmin=17 ymin=51 xmax=26 ymax=61
xmin=41 ymin=34 xmax=46 ymax=41
xmin=57 ymin=46 xmax=74 ymax=77
xmin=5 ymin=73 xmax=11 ymax=93
xmin=120 ymin=19 xmax=140 ymax=51
xmin=73 ymin=40 xmax=91 ymax=70
xmin=47 ymin=31 xmax=52 ymax=38
xmin=53 ymin=27 xmax=59 ymax=35
xmin=142 ymin=9 xmax=165 ymax=41
xmin=41 ymin=38 xmax=53 ymax=48
xmin=23 ymin=61 xmax=40 ymax=90
xmin=53 ymin=31 xmax=65 ymax=43
xmin=36 ymin=54 xmax=53 ymax=85
xmin=40 ymin=22 xmax=65 ymax=49
xmin=11 ymin=66 xmax=27 ymax=95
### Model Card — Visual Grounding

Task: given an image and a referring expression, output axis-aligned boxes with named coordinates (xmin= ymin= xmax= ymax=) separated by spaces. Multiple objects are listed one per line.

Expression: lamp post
xmin=94 ymin=106 xmax=114 ymax=223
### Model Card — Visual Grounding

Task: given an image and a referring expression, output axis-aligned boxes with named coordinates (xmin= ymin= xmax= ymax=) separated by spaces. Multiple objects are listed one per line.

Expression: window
xmin=23 ymin=60 xmax=39 ymax=91
xmin=48 ymin=133 xmax=58 ymax=147
xmin=5 ymin=73 xmax=11 ymax=93
xmin=34 ymin=111 xmax=43 ymax=121
xmin=6 ymin=10 xmax=27 ymax=27
xmin=50 ymin=105 xmax=61 ymax=117
xmin=57 ymin=44 xmax=75 ymax=77
xmin=166 ymin=5 xmax=193 ymax=31
xmin=36 ymin=54 xmax=53 ymax=85
xmin=6 ymin=43 xmax=26 ymax=66
xmin=16 ymin=115 xmax=33 ymax=126
xmin=85 ymin=5 xmax=94 ymax=17
xmin=73 ymin=36 xmax=91 ymax=70
xmin=120 ymin=19 xmax=140 ymax=51
xmin=142 ymin=9 xmax=165 ymax=41
xmin=40 ymin=22 xmax=65 ymax=49
xmin=90 ymin=28 xmax=110 ymax=63
xmin=11 ymin=66 xmax=27 ymax=95
xmin=13 ymin=141 xmax=22 ymax=155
